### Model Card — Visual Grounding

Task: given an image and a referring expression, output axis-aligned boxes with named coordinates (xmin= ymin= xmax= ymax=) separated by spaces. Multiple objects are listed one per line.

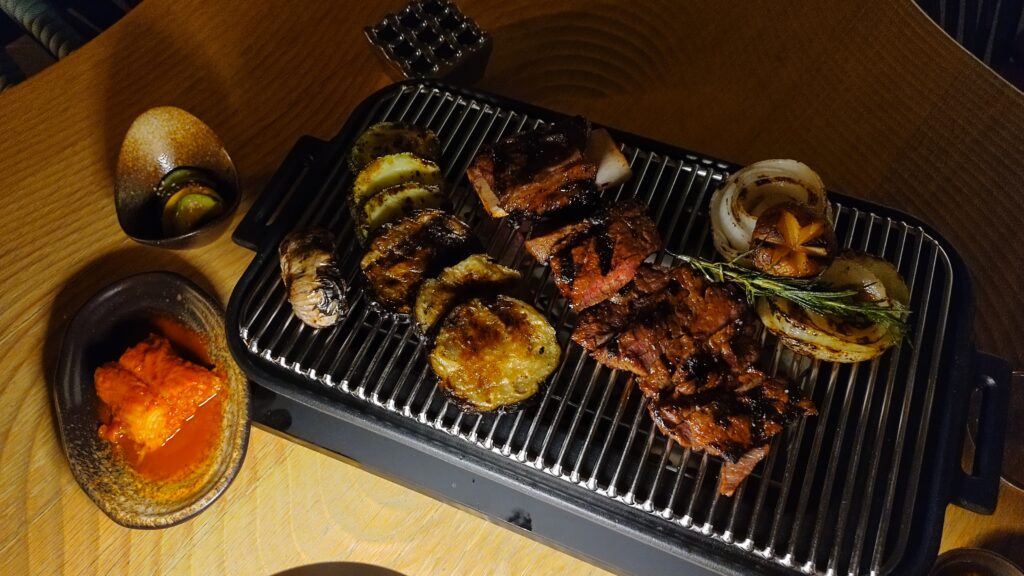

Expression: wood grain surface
xmin=0 ymin=0 xmax=1021 ymax=574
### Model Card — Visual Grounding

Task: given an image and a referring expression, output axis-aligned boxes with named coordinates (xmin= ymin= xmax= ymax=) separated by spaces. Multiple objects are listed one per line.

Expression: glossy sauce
xmin=117 ymin=394 xmax=223 ymax=481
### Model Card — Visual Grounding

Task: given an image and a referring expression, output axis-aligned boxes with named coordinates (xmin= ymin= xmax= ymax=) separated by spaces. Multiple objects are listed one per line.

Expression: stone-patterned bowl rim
xmin=54 ymin=271 xmax=251 ymax=528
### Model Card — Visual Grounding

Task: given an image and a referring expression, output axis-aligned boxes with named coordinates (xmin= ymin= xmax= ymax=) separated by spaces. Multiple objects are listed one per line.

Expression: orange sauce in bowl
xmin=117 ymin=394 xmax=223 ymax=481
xmin=96 ymin=316 xmax=226 ymax=482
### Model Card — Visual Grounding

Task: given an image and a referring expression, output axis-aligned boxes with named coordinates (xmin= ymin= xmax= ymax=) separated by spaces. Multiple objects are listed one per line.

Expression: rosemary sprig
xmin=677 ymin=254 xmax=911 ymax=338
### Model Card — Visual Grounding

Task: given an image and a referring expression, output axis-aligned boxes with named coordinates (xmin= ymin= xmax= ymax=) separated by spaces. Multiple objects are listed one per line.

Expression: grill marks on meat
xmin=467 ymin=116 xmax=600 ymax=220
xmin=537 ymin=201 xmax=661 ymax=310
xmin=466 ymin=118 xmax=815 ymax=495
xmin=360 ymin=209 xmax=478 ymax=314
xmin=718 ymin=446 xmax=769 ymax=497
xmin=573 ymin=263 xmax=754 ymax=394
xmin=648 ymin=377 xmax=814 ymax=462
xmin=573 ymin=262 xmax=816 ymax=495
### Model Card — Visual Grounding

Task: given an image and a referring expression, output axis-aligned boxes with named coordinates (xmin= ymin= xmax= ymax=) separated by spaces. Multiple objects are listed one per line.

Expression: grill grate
xmin=234 ymin=83 xmax=956 ymax=575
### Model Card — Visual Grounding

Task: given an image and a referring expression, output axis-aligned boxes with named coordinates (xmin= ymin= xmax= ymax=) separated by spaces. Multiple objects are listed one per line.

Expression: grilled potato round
xmin=349 ymin=122 xmax=441 ymax=173
xmin=429 ymin=295 xmax=561 ymax=413
xmin=351 ymin=152 xmax=443 ymax=211
xmin=355 ymin=182 xmax=447 ymax=242
xmin=414 ymin=254 xmax=521 ymax=337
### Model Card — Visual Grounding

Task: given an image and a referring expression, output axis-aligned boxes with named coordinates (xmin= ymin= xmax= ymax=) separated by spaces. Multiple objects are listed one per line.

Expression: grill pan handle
xmin=952 ymin=350 xmax=1011 ymax=513
xmin=232 ymin=136 xmax=328 ymax=251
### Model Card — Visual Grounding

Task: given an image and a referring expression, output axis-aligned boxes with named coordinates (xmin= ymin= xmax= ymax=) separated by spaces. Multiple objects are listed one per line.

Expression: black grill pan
xmin=226 ymin=80 xmax=1012 ymax=576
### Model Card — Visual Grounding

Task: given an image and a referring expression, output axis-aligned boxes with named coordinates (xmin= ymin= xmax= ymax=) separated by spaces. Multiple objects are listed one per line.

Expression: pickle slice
xmin=161 ymin=185 xmax=225 ymax=236
xmin=154 ymin=166 xmax=219 ymax=203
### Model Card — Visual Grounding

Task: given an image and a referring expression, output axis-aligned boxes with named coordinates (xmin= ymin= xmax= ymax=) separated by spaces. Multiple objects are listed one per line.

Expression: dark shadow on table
xmin=272 ymin=562 xmax=406 ymax=576
xmin=41 ymin=246 xmax=216 ymax=442
xmin=977 ymin=529 xmax=1024 ymax=571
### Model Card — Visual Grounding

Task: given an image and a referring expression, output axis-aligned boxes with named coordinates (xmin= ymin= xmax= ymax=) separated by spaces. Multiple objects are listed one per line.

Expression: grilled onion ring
xmin=711 ymin=159 xmax=831 ymax=262
xmin=757 ymin=252 xmax=909 ymax=363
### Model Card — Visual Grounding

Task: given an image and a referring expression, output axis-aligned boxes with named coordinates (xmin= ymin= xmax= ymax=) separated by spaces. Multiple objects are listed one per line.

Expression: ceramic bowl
xmin=115 ymin=107 xmax=239 ymax=248
xmin=931 ymin=548 xmax=1024 ymax=576
xmin=54 ymin=272 xmax=250 ymax=528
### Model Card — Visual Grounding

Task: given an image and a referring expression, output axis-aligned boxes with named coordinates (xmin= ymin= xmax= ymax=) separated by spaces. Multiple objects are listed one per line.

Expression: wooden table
xmin=1 ymin=1 xmax=1021 ymax=574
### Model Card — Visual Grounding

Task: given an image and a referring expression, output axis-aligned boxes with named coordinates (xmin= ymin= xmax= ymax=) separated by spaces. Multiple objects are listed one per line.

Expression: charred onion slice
xmin=350 ymin=152 xmax=443 ymax=212
xmin=429 ymin=296 xmax=561 ymax=413
xmin=751 ymin=202 xmax=837 ymax=278
xmin=280 ymin=229 xmax=347 ymax=328
xmin=348 ymin=122 xmax=441 ymax=173
xmin=585 ymin=128 xmax=632 ymax=191
xmin=414 ymin=254 xmax=521 ymax=337
xmin=757 ymin=252 xmax=909 ymax=363
xmin=710 ymin=159 xmax=830 ymax=261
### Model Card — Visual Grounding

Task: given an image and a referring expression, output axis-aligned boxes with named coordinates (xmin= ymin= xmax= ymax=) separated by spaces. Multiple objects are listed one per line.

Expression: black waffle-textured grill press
xmin=226 ymin=81 xmax=1012 ymax=576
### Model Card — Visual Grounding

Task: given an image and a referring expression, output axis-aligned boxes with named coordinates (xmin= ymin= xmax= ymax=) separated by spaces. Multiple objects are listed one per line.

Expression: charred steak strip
xmin=467 ymin=117 xmax=632 ymax=221
xmin=573 ymin=262 xmax=753 ymax=392
xmin=573 ymin=261 xmax=815 ymax=494
xmin=546 ymin=201 xmax=661 ymax=310
xmin=467 ymin=116 xmax=594 ymax=220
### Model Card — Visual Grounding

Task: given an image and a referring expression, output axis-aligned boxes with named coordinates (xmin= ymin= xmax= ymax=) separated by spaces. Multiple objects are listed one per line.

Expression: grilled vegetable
xmin=351 ymin=152 xmax=443 ymax=211
xmin=756 ymin=252 xmax=910 ymax=362
xmin=429 ymin=295 xmax=560 ymax=412
xmin=751 ymin=202 xmax=837 ymax=278
xmin=355 ymin=182 xmax=447 ymax=242
xmin=585 ymin=128 xmax=632 ymax=191
xmin=710 ymin=159 xmax=831 ymax=262
xmin=413 ymin=254 xmax=521 ymax=337
xmin=360 ymin=209 xmax=477 ymax=314
xmin=349 ymin=122 xmax=441 ymax=173
xmin=280 ymin=229 xmax=348 ymax=328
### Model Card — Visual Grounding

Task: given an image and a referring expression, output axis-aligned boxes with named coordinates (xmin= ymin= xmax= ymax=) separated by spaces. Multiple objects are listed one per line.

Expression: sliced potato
xmin=349 ymin=122 xmax=441 ymax=173
xmin=360 ymin=210 xmax=475 ymax=314
xmin=351 ymin=152 xmax=443 ymax=211
xmin=414 ymin=254 xmax=521 ymax=336
xmin=355 ymin=182 xmax=447 ymax=242
xmin=429 ymin=295 xmax=561 ymax=413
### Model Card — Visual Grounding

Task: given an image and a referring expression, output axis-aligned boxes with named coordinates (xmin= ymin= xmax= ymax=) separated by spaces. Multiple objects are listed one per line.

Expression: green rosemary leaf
xmin=676 ymin=254 xmax=910 ymax=337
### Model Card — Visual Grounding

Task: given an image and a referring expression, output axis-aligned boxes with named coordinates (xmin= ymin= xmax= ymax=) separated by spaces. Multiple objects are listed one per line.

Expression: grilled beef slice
xmin=572 ymin=262 xmax=753 ymax=391
xmin=546 ymin=201 xmax=661 ymax=310
xmin=467 ymin=116 xmax=599 ymax=220
xmin=574 ymin=261 xmax=816 ymax=495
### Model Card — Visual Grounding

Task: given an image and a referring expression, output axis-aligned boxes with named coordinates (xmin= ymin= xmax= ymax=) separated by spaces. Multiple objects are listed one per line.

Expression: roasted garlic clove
xmin=751 ymin=202 xmax=837 ymax=278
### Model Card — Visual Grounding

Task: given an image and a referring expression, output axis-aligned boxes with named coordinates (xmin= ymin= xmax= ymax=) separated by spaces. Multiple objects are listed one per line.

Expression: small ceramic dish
xmin=54 ymin=272 xmax=250 ymax=528
xmin=931 ymin=548 xmax=1024 ymax=576
xmin=115 ymin=107 xmax=240 ymax=248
